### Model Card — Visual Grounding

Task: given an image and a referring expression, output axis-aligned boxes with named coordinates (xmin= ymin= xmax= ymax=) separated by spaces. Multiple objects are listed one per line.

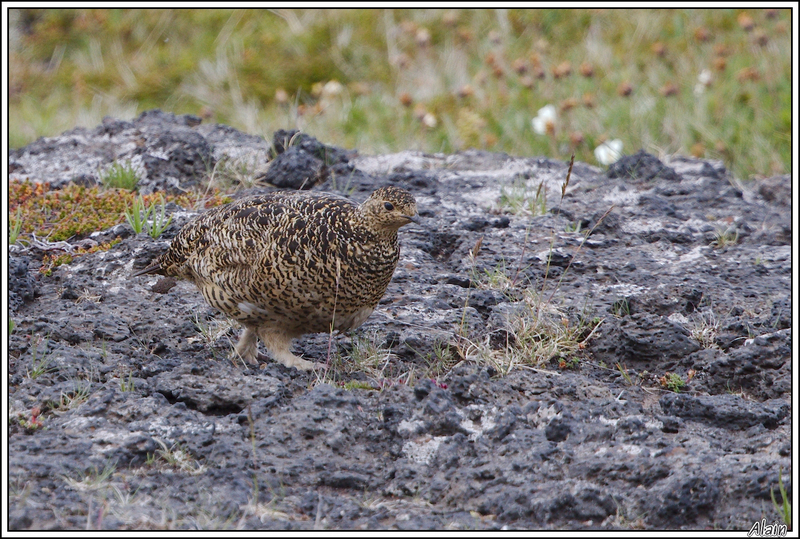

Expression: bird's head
xmin=360 ymin=186 xmax=419 ymax=232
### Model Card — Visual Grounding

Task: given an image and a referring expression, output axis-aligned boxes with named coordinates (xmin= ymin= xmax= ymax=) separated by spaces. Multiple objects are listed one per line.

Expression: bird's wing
xmin=186 ymin=196 xmax=291 ymax=268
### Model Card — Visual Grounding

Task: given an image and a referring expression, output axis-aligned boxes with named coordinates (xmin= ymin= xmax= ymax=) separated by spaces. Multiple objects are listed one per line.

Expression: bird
xmin=133 ymin=186 xmax=418 ymax=371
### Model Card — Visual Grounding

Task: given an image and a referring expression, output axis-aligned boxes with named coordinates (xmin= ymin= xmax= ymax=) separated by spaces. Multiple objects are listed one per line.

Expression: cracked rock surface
xmin=8 ymin=111 xmax=792 ymax=530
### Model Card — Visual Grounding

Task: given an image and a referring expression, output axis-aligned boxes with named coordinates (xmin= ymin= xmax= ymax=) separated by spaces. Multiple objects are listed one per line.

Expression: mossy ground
xmin=9 ymin=179 xmax=231 ymax=273
xmin=9 ymin=180 xmax=230 ymax=243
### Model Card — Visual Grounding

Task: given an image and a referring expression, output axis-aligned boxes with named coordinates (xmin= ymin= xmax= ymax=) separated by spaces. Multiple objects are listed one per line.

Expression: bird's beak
xmin=405 ymin=213 xmax=421 ymax=224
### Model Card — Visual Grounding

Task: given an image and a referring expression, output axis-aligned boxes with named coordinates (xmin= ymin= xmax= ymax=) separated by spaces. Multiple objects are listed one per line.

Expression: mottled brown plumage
xmin=133 ymin=186 xmax=418 ymax=370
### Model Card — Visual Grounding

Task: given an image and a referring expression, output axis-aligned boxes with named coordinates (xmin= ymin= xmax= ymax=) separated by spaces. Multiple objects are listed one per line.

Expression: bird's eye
xmin=384 ymin=202 xmax=394 ymax=211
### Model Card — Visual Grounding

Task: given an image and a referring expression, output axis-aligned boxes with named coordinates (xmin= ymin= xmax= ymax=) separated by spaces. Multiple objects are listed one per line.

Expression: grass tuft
xmin=124 ymin=196 xmax=152 ymax=234
xmin=57 ymin=383 xmax=92 ymax=411
xmin=62 ymin=461 xmax=117 ymax=492
xmin=124 ymin=195 xmax=173 ymax=238
xmin=150 ymin=439 xmax=207 ymax=475
xmin=771 ymin=468 xmax=792 ymax=528
xmin=100 ymin=160 xmax=140 ymax=191
xmin=26 ymin=334 xmax=55 ymax=379
xmin=119 ymin=370 xmax=136 ymax=392
xmin=690 ymin=309 xmax=720 ymax=349
xmin=711 ymin=226 xmax=738 ymax=249
xmin=498 ymin=178 xmax=547 ymax=216
xmin=10 ymin=207 xmax=24 ymax=245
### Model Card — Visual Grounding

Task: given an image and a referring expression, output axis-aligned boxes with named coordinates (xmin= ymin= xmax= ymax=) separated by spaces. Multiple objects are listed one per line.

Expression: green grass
xmin=57 ymin=383 xmax=92 ymax=411
xmin=124 ymin=195 xmax=173 ymax=238
xmin=9 ymin=207 xmax=24 ymax=245
xmin=26 ymin=334 xmax=55 ymax=379
xmin=61 ymin=461 xmax=117 ymax=492
xmin=100 ymin=160 xmax=140 ymax=191
xmin=145 ymin=199 xmax=173 ymax=238
xmin=119 ymin=371 xmax=135 ymax=392
xmin=610 ymin=298 xmax=631 ymax=318
xmin=124 ymin=195 xmax=151 ymax=234
xmin=498 ymin=178 xmax=547 ymax=216
xmin=617 ymin=363 xmax=636 ymax=386
xmin=9 ymin=8 xmax=791 ymax=181
xmin=564 ymin=221 xmax=583 ymax=233
xmin=771 ymin=468 xmax=792 ymax=528
xmin=711 ymin=226 xmax=739 ymax=249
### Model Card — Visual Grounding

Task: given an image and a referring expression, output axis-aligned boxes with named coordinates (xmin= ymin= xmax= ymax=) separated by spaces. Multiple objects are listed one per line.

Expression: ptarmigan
xmin=133 ymin=186 xmax=418 ymax=371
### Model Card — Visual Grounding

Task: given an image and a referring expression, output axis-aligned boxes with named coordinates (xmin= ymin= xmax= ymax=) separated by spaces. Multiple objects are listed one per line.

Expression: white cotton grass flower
xmin=322 ymin=80 xmax=344 ymax=98
xmin=422 ymin=112 xmax=438 ymax=128
xmin=532 ymin=104 xmax=557 ymax=135
xmin=594 ymin=139 xmax=623 ymax=165
xmin=693 ymin=69 xmax=713 ymax=96
xmin=319 ymin=80 xmax=345 ymax=108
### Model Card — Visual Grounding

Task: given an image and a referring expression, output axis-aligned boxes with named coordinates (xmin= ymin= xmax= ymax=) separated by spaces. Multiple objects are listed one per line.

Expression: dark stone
xmin=445 ymin=275 xmax=472 ymax=288
xmin=9 ymin=256 xmax=36 ymax=312
xmin=421 ymin=388 xmax=467 ymax=436
xmin=659 ymin=393 xmax=789 ymax=430
xmin=270 ymin=129 xmax=354 ymax=164
xmin=756 ymin=175 xmax=790 ymax=206
xmin=607 ymin=149 xmax=682 ymax=182
xmin=545 ymin=416 xmax=572 ymax=442
xmin=654 ymin=476 xmax=720 ymax=527
xmin=151 ymin=277 xmax=178 ymax=294
xmin=658 ymin=415 xmax=682 ymax=433
xmin=260 ymin=146 xmax=322 ymax=189
xmin=618 ymin=313 xmax=700 ymax=363
xmin=319 ymin=470 xmax=369 ymax=490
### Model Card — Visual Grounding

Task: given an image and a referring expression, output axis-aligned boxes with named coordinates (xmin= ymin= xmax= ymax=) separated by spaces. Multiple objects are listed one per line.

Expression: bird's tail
xmin=132 ymin=263 xmax=164 ymax=277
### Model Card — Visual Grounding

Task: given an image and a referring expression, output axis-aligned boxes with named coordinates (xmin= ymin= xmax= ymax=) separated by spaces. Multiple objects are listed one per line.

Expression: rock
xmin=256 ymin=129 xmax=358 ymax=190
xmin=650 ymin=476 xmax=720 ymax=528
xmin=756 ymin=175 xmax=790 ymax=206
xmin=10 ymin=110 xmax=213 ymax=193
xmin=618 ymin=313 xmax=701 ymax=364
xmin=9 ymin=255 xmax=36 ymax=313
xmin=659 ymin=393 xmax=789 ymax=430
xmin=153 ymin=364 xmax=285 ymax=415
xmin=695 ymin=329 xmax=791 ymax=400
xmin=259 ymin=146 xmax=323 ymax=189
xmin=7 ymin=113 xmax=792 ymax=530
xmin=607 ymin=150 xmax=682 ymax=183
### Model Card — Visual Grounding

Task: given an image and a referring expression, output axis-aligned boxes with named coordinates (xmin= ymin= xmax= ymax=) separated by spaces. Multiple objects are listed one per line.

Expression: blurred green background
xmin=9 ymin=8 xmax=791 ymax=181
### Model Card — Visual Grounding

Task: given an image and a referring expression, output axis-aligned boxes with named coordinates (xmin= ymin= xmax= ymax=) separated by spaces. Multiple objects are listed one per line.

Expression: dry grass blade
xmin=562 ymin=153 xmax=574 ymax=200
xmin=470 ymin=236 xmax=483 ymax=260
